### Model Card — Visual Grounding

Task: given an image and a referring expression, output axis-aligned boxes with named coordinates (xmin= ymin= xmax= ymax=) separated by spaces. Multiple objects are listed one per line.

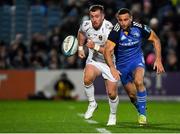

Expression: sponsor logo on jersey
xmin=99 ymin=35 xmax=103 ymax=41
xmin=119 ymin=40 xmax=139 ymax=46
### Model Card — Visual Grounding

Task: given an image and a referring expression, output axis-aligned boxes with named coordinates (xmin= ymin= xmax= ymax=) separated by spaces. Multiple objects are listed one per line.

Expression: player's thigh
xmin=100 ymin=62 xmax=117 ymax=83
xmin=134 ymin=67 xmax=145 ymax=84
xmin=124 ymin=82 xmax=137 ymax=97
xmin=84 ymin=64 xmax=101 ymax=82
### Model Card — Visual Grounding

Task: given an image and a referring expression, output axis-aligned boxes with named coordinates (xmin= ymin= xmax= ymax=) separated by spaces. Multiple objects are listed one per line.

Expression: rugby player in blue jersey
xmin=104 ymin=8 xmax=165 ymax=125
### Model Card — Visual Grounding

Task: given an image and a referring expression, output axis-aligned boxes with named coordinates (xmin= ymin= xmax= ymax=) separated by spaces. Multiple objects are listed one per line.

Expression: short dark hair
xmin=89 ymin=5 xmax=104 ymax=13
xmin=117 ymin=8 xmax=132 ymax=16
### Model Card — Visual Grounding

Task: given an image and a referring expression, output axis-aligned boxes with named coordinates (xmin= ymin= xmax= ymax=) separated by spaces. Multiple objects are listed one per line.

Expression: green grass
xmin=0 ymin=100 xmax=180 ymax=133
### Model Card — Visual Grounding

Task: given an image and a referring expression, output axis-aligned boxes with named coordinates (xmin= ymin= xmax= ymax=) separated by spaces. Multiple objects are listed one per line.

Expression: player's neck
xmin=123 ymin=27 xmax=130 ymax=32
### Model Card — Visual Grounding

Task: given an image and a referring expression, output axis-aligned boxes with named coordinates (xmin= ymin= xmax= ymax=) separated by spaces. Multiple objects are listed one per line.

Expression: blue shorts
xmin=116 ymin=57 xmax=145 ymax=85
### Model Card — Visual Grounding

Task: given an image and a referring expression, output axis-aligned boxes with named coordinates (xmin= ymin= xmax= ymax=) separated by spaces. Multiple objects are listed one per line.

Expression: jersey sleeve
xmin=108 ymin=30 xmax=118 ymax=44
xmin=141 ymin=24 xmax=151 ymax=39
xmin=105 ymin=21 xmax=113 ymax=32
xmin=78 ymin=21 xmax=90 ymax=35
xmin=78 ymin=22 xmax=85 ymax=33
xmin=107 ymin=24 xmax=120 ymax=45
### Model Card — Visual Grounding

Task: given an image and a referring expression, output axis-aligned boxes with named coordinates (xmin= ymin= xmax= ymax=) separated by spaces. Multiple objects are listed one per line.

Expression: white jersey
xmin=79 ymin=19 xmax=113 ymax=63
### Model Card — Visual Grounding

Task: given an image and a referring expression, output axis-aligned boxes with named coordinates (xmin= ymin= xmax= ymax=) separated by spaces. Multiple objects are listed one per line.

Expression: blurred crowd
xmin=0 ymin=0 xmax=179 ymax=71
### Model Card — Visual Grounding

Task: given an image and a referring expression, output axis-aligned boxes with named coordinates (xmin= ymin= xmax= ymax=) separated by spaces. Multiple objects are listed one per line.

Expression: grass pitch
xmin=0 ymin=100 xmax=180 ymax=133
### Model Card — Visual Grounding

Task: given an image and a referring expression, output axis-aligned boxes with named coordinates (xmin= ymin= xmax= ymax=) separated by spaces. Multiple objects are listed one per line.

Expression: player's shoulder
xmin=132 ymin=21 xmax=151 ymax=33
xmin=112 ymin=23 xmax=120 ymax=32
xmin=81 ymin=20 xmax=91 ymax=29
xmin=132 ymin=21 xmax=143 ymax=29
xmin=103 ymin=19 xmax=113 ymax=29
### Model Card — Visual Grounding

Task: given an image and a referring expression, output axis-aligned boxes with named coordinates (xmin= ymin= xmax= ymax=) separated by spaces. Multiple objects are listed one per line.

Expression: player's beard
xmin=122 ymin=24 xmax=131 ymax=32
xmin=92 ymin=20 xmax=103 ymax=30
xmin=120 ymin=20 xmax=132 ymax=31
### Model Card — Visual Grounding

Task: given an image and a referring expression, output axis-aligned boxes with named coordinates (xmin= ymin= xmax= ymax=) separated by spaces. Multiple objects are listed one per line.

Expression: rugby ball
xmin=62 ymin=35 xmax=78 ymax=56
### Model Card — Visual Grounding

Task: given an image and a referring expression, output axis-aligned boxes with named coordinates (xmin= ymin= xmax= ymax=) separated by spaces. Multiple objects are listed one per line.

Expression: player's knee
xmin=84 ymin=77 xmax=93 ymax=86
xmin=127 ymin=91 xmax=136 ymax=103
xmin=128 ymin=92 xmax=136 ymax=99
xmin=109 ymin=95 xmax=116 ymax=100
xmin=107 ymin=91 xmax=116 ymax=100
xmin=129 ymin=95 xmax=136 ymax=103
xmin=134 ymin=79 xmax=144 ymax=88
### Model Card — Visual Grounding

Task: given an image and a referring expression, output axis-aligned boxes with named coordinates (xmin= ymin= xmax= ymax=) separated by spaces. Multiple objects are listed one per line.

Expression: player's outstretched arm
xmin=77 ymin=31 xmax=86 ymax=59
xmin=148 ymin=30 xmax=165 ymax=74
xmin=104 ymin=40 xmax=120 ymax=80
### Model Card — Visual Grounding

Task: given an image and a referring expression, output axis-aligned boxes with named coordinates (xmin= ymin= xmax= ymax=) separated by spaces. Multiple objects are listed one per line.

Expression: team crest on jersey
xmin=99 ymin=35 xmax=103 ymax=41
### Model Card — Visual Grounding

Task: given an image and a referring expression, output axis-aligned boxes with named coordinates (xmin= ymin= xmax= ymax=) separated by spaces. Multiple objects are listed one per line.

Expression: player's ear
xmin=115 ymin=13 xmax=118 ymax=20
xmin=130 ymin=15 xmax=133 ymax=22
xmin=102 ymin=12 xmax=105 ymax=19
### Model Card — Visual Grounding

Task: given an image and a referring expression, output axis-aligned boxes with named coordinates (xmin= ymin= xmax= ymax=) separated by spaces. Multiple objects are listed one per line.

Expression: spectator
xmin=0 ymin=0 xmax=179 ymax=71
xmin=54 ymin=72 xmax=77 ymax=100
xmin=165 ymin=49 xmax=179 ymax=71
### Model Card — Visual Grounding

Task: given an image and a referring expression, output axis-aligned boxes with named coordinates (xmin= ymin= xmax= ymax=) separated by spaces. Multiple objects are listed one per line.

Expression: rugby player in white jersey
xmin=78 ymin=5 xmax=118 ymax=126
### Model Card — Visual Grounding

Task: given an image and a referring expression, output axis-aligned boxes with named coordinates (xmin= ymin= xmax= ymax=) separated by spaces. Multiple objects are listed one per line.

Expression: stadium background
xmin=0 ymin=0 xmax=180 ymax=133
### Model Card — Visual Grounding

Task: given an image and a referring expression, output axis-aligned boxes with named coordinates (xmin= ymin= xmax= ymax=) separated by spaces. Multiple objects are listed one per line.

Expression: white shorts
xmin=87 ymin=59 xmax=117 ymax=82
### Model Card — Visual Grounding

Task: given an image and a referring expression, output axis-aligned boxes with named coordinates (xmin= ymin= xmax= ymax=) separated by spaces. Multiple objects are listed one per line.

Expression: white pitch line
xmin=85 ymin=119 xmax=98 ymax=124
xmin=96 ymin=128 xmax=112 ymax=134
xmin=77 ymin=113 xmax=84 ymax=117
xmin=77 ymin=113 xmax=98 ymax=124
xmin=77 ymin=113 xmax=112 ymax=134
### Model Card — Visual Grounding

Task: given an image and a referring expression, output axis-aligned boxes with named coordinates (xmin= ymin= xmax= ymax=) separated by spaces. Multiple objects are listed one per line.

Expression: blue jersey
xmin=108 ymin=22 xmax=151 ymax=68
xmin=108 ymin=22 xmax=151 ymax=85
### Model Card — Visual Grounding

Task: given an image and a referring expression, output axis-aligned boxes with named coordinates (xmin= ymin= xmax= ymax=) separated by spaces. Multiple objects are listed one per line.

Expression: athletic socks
xmin=130 ymin=99 xmax=140 ymax=113
xmin=84 ymin=84 xmax=96 ymax=105
xmin=137 ymin=90 xmax=147 ymax=115
xmin=109 ymin=96 xmax=119 ymax=114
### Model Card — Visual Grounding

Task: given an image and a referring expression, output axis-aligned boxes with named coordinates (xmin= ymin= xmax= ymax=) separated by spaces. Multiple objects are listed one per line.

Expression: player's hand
xmin=110 ymin=67 xmax=121 ymax=80
xmin=86 ymin=39 xmax=95 ymax=49
xmin=78 ymin=49 xmax=85 ymax=59
xmin=153 ymin=58 xmax=165 ymax=74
